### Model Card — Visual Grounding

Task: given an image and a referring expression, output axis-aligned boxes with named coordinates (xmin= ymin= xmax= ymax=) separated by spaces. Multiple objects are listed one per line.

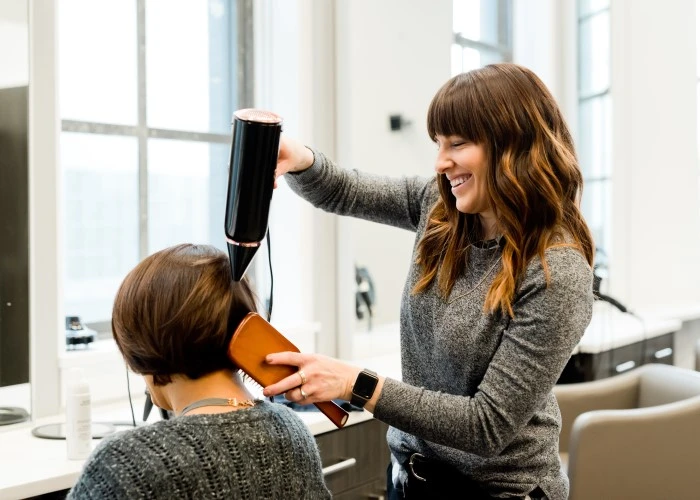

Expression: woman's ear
xmin=143 ymin=375 xmax=171 ymax=411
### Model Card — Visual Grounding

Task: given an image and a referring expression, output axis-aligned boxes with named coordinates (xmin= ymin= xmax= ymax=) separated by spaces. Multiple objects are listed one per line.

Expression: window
xmin=452 ymin=0 xmax=512 ymax=75
xmin=58 ymin=0 xmax=250 ymax=325
xmin=577 ymin=0 xmax=612 ymax=278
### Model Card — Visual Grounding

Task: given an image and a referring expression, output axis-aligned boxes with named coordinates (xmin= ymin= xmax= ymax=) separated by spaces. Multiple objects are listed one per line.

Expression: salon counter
xmin=3 ymin=308 xmax=686 ymax=499
xmin=0 ymin=401 xmax=377 ymax=499
xmin=0 ymin=353 xmax=402 ymax=500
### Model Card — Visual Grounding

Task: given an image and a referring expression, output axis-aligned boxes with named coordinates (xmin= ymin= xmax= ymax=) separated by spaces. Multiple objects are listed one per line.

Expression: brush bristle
xmin=240 ymin=369 xmax=264 ymax=398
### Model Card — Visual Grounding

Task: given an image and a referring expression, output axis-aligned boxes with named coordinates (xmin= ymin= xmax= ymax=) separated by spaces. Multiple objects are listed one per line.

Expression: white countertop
xmin=0 ymin=350 xmax=405 ymax=500
xmin=0 ymin=393 xmax=377 ymax=500
xmin=574 ymin=306 xmax=682 ymax=354
xmin=639 ymin=302 xmax=700 ymax=323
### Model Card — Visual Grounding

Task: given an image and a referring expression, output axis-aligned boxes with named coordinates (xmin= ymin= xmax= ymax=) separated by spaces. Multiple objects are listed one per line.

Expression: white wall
xmin=608 ymin=0 xmax=700 ymax=311
xmin=0 ymin=0 xmax=28 ymax=88
xmin=334 ymin=0 xmax=452 ymax=340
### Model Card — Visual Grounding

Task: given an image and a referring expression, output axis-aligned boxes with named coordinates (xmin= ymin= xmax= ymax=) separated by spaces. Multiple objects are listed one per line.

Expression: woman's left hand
xmin=262 ymin=352 xmax=361 ymax=405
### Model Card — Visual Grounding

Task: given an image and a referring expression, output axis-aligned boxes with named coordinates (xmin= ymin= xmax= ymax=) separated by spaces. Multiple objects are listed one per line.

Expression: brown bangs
xmin=427 ymin=72 xmax=489 ymax=145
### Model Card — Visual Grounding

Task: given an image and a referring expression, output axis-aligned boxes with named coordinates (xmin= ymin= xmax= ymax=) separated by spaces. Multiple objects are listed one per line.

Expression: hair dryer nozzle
xmin=227 ymin=242 xmax=260 ymax=282
xmin=224 ymin=109 xmax=282 ymax=281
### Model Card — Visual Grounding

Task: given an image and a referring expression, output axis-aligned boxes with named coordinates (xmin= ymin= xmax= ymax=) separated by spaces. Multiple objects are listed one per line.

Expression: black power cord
xmin=266 ymin=230 xmax=273 ymax=322
xmin=126 ymin=365 xmax=136 ymax=427
xmin=265 ymin=230 xmax=274 ymax=403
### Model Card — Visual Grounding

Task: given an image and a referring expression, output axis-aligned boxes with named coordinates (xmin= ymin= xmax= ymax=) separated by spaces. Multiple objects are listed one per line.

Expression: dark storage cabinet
xmin=558 ymin=332 xmax=675 ymax=384
xmin=315 ymin=418 xmax=390 ymax=499
xmin=0 ymin=86 xmax=30 ymax=388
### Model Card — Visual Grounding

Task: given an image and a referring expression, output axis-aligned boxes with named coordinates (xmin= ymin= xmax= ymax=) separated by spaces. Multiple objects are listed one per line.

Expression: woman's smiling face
xmin=434 ymin=135 xmax=497 ymax=235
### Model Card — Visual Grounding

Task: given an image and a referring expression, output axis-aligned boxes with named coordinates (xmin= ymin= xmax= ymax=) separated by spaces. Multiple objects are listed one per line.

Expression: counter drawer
xmin=333 ymin=477 xmax=387 ymax=500
xmin=643 ymin=333 xmax=674 ymax=365
xmin=315 ymin=419 xmax=390 ymax=496
xmin=608 ymin=341 xmax=645 ymax=377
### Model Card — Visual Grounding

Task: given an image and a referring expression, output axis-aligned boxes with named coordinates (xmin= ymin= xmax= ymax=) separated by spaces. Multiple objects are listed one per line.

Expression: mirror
xmin=0 ymin=0 xmax=30 ymax=425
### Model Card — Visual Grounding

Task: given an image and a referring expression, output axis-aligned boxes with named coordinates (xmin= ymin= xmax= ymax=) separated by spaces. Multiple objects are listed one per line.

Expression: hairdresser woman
xmin=263 ymin=63 xmax=594 ymax=500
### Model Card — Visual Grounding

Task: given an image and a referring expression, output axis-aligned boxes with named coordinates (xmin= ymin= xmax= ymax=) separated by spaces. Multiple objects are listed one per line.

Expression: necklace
xmin=179 ymin=397 xmax=258 ymax=417
xmin=447 ymin=246 xmax=502 ymax=304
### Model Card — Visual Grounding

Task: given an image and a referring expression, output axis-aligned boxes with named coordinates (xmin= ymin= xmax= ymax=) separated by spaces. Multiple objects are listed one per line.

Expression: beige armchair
xmin=553 ymin=363 xmax=700 ymax=500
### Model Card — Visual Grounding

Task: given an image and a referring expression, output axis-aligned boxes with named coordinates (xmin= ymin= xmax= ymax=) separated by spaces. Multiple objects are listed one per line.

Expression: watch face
xmin=353 ymin=370 xmax=378 ymax=399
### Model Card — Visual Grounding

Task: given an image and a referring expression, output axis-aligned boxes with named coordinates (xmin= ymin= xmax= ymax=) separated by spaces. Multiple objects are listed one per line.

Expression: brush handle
xmin=314 ymin=401 xmax=349 ymax=428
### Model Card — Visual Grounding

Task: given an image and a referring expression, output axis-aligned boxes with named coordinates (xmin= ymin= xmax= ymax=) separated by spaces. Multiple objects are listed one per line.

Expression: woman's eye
xmin=451 ymin=142 xmax=464 ymax=148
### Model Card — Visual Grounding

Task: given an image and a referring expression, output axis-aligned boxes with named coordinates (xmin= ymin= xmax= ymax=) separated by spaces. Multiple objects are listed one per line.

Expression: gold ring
xmin=300 ymin=387 xmax=308 ymax=399
xmin=298 ymin=370 xmax=307 ymax=385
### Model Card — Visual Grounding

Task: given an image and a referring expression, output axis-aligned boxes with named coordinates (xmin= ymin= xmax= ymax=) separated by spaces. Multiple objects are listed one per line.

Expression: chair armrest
xmin=553 ymin=370 xmax=641 ymax=453
xmin=567 ymin=397 xmax=700 ymax=500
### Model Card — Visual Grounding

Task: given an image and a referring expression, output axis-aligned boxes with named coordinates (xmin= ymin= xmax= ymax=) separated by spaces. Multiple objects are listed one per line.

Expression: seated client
xmin=67 ymin=243 xmax=331 ymax=499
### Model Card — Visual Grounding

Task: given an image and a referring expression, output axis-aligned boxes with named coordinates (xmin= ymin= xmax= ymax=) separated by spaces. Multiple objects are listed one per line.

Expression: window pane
xmin=58 ymin=0 xmax=137 ymax=125
xmin=581 ymin=179 xmax=611 ymax=254
xmin=579 ymin=11 xmax=610 ymax=97
xmin=147 ymin=139 xmax=229 ymax=253
xmin=578 ymin=0 xmax=610 ymax=18
xmin=578 ymin=95 xmax=612 ymax=179
xmin=461 ymin=46 xmax=482 ymax=73
xmin=478 ymin=48 xmax=505 ymax=67
xmin=451 ymin=44 xmax=463 ymax=76
xmin=0 ymin=3 xmax=28 ymax=88
xmin=453 ymin=0 xmax=507 ymax=47
xmin=62 ymin=133 xmax=139 ymax=322
xmin=146 ymin=0 xmax=233 ymax=133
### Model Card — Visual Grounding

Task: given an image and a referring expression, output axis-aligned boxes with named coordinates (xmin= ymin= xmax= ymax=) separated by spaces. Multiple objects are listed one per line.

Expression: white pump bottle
xmin=65 ymin=367 xmax=92 ymax=460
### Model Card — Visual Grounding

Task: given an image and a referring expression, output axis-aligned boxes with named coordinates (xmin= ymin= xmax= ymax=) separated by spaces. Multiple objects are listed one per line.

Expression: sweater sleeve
xmin=374 ymin=247 xmax=593 ymax=457
xmin=284 ymin=148 xmax=434 ymax=232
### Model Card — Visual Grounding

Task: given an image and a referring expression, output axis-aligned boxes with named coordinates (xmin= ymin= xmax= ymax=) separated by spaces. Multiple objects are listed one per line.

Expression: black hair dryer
xmin=225 ymin=109 xmax=283 ymax=281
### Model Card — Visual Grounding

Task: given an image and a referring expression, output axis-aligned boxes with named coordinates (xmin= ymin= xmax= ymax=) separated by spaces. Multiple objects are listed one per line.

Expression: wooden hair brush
xmin=228 ymin=312 xmax=349 ymax=428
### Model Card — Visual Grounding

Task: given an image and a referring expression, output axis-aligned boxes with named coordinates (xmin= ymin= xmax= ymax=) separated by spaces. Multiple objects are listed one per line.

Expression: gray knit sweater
xmin=286 ymin=150 xmax=594 ymax=500
xmin=67 ymin=401 xmax=331 ymax=500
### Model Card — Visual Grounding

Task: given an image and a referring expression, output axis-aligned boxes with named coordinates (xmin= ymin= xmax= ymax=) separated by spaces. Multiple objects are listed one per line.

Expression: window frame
xmin=452 ymin=0 xmax=512 ymax=75
xmin=59 ymin=0 xmax=254 ymax=332
xmin=576 ymin=0 xmax=612 ymax=281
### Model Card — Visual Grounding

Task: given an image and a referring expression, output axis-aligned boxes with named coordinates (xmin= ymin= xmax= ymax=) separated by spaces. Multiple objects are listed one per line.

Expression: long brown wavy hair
xmin=415 ymin=63 xmax=594 ymax=316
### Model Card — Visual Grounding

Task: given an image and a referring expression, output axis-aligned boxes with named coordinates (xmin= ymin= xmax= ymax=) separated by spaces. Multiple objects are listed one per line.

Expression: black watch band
xmin=350 ymin=369 xmax=378 ymax=408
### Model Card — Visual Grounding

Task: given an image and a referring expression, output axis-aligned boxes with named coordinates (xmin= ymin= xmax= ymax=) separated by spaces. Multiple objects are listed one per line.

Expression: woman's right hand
xmin=274 ymin=135 xmax=315 ymax=188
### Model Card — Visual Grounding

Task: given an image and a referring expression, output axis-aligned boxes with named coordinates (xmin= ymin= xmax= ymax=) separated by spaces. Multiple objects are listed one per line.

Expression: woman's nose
xmin=435 ymin=151 xmax=451 ymax=174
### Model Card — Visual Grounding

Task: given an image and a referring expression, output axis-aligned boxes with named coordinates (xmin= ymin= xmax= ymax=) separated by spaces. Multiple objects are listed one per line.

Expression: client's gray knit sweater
xmin=286 ymin=150 xmax=594 ymax=500
xmin=67 ymin=401 xmax=331 ymax=500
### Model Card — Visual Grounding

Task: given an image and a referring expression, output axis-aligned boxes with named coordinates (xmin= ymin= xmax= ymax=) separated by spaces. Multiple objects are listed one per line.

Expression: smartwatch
xmin=350 ymin=369 xmax=379 ymax=408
